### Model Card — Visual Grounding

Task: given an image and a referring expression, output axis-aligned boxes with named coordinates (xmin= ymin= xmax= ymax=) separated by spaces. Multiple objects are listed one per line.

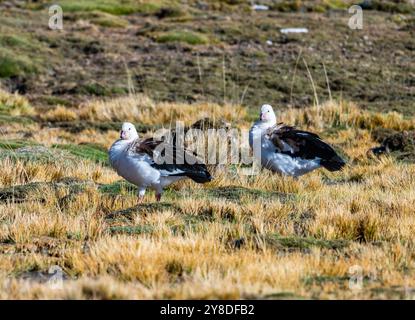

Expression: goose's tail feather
xmin=321 ymin=155 xmax=346 ymax=172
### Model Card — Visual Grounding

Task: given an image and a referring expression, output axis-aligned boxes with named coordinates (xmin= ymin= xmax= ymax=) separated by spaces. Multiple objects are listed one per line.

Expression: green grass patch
xmin=53 ymin=0 xmax=163 ymax=15
xmin=75 ymin=83 xmax=126 ymax=96
xmin=71 ymin=11 xmax=129 ymax=28
xmin=155 ymin=31 xmax=209 ymax=45
xmin=0 ymin=34 xmax=31 ymax=48
xmin=271 ymin=0 xmax=355 ymax=12
xmin=0 ymin=33 xmax=42 ymax=50
xmin=91 ymin=15 xmax=129 ymax=28
xmin=0 ymin=48 xmax=38 ymax=78
xmin=0 ymin=115 xmax=35 ymax=125
xmin=0 ymin=139 xmax=38 ymax=150
xmin=0 ymin=31 xmax=45 ymax=79
xmin=52 ymin=143 xmax=108 ymax=164
xmin=39 ymin=96 xmax=72 ymax=107
xmin=79 ymin=83 xmax=110 ymax=96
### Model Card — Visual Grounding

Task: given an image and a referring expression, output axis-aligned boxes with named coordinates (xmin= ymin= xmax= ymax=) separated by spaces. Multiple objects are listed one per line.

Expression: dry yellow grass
xmin=41 ymin=106 xmax=78 ymax=122
xmin=78 ymin=94 xmax=247 ymax=126
xmin=0 ymin=88 xmax=34 ymax=116
xmin=0 ymin=95 xmax=414 ymax=299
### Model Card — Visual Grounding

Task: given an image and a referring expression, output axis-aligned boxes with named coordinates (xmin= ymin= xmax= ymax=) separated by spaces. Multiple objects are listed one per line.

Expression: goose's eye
xmin=128 ymin=128 xmax=131 ymax=131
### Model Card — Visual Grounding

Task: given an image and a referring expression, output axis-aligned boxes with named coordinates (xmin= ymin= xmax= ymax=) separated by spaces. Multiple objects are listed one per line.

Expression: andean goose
xmin=109 ymin=122 xmax=212 ymax=201
xmin=249 ymin=104 xmax=346 ymax=177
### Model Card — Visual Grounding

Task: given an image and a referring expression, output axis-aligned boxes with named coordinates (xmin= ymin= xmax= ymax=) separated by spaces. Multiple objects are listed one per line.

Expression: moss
xmin=155 ymin=31 xmax=209 ymax=45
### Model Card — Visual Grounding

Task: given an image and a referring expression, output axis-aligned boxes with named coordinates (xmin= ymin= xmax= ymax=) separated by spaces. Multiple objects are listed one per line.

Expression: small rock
xmin=252 ymin=4 xmax=269 ymax=11
xmin=280 ymin=28 xmax=309 ymax=34
xmin=369 ymin=129 xmax=415 ymax=162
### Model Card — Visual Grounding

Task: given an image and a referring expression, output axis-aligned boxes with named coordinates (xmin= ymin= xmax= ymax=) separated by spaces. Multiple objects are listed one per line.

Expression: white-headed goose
xmin=249 ymin=104 xmax=346 ymax=177
xmin=109 ymin=122 xmax=212 ymax=202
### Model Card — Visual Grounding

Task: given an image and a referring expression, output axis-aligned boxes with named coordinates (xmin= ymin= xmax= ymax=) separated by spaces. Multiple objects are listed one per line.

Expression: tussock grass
xmin=78 ymin=94 xmax=246 ymax=125
xmin=0 ymin=93 xmax=415 ymax=299
xmin=0 ymin=89 xmax=34 ymax=116
xmin=41 ymin=106 xmax=78 ymax=122
xmin=280 ymin=100 xmax=415 ymax=132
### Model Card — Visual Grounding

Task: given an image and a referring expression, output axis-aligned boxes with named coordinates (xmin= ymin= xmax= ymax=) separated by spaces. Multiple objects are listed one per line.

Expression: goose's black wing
xmin=267 ymin=124 xmax=346 ymax=172
xmin=133 ymin=138 xmax=212 ymax=183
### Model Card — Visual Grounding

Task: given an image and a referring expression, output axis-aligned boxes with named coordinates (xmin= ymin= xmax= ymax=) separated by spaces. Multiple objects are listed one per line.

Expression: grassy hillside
xmin=0 ymin=0 xmax=414 ymax=114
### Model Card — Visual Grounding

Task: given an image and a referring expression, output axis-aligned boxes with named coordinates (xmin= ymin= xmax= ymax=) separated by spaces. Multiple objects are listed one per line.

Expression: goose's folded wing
xmin=132 ymin=138 xmax=212 ymax=182
xmin=267 ymin=124 xmax=346 ymax=171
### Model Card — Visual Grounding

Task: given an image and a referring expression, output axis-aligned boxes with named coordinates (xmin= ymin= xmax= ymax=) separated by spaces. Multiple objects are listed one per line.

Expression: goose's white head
xmin=120 ymin=122 xmax=139 ymax=141
xmin=259 ymin=104 xmax=276 ymax=125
